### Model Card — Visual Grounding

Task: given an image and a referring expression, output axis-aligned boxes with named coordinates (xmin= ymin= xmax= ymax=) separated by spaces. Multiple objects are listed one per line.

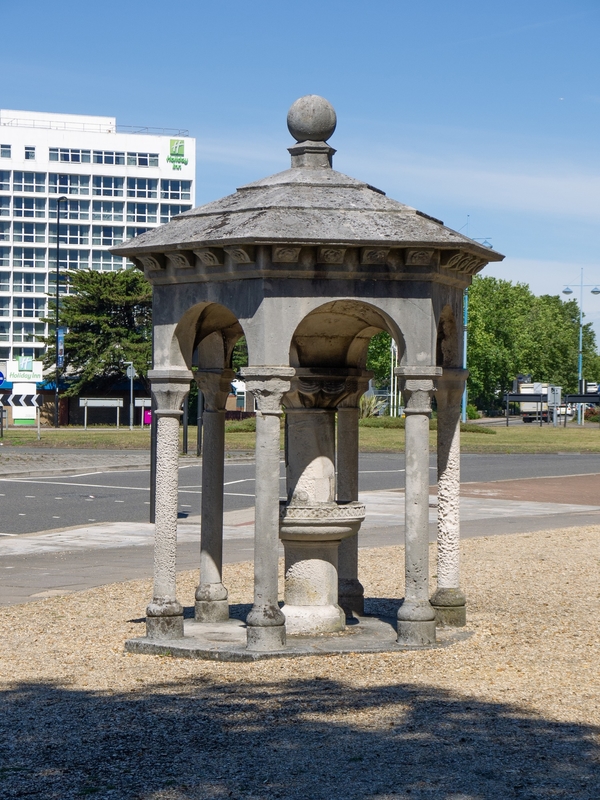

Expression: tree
xmin=467 ymin=276 xmax=600 ymax=409
xmin=43 ymin=268 xmax=152 ymax=397
xmin=366 ymin=331 xmax=392 ymax=389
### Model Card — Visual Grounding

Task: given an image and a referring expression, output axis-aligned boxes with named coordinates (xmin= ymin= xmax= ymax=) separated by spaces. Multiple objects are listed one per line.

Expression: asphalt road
xmin=2 ymin=452 xmax=600 ymax=536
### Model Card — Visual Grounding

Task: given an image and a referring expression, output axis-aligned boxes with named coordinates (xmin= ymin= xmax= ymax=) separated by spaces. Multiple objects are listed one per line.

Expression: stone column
xmin=336 ymin=373 xmax=370 ymax=616
xmin=194 ymin=369 xmax=235 ymax=622
xmin=146 ymin=368 xmax=192 ymax=640
xmin=395 ymin=366 xmax=441 ymax=646
xmin=431 ymin=368 xmax=468 ymax=626
xmin=240 ymin=367 xmax=294 ymax=651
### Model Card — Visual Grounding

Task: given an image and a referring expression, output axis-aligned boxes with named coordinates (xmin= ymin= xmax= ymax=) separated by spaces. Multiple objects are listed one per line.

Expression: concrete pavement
xmin=2 ymin=478 xmax=599 ymax=606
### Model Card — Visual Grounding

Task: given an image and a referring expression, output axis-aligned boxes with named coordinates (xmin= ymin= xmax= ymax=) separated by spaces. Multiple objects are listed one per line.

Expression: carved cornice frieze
xmin=194 ymin=247 xmax=224 ymax=267
xmin=272 ymin=245 xmax=302 ymax=263
xmin=166 ymin=251 xmax=194 ymax=270
xmin=224 ymin=245 xmax=255 ymax=264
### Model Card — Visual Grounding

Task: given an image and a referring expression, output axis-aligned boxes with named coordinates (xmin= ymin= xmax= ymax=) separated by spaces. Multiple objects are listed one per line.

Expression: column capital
xmin=149 ymin=368 xmax=193 ymax=417
xmin=283 ymin=368 xmax=373 ymax=409
xmin=240 ymin=367 xmax=295 ymax=414
xmin=194 ymin=368 xmax=236 ymax=411
xmin=396 ymin=366 xmax=441 ymax=415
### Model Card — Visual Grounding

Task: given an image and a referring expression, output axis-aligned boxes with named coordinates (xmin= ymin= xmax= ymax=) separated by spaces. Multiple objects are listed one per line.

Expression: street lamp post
xmin=562 ymin=269 xmax=600 ymax=425
xmin=54 ymin=196 xmax=68 ymax=428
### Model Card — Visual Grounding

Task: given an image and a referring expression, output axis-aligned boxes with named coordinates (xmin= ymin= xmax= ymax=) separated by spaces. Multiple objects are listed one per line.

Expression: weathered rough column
xmin=241 ymin=367 xmax=294 ymax=651
xmin=431 ymin=368 xmax=468 ymax=626
xmin=194 ymin=369 xmax=235 ymax=622
xmin=395 ymin=366 xmax=441 ymax=646
xmin=146 ymin=368 xmax=192 ymax=640
xmin=337 ymin=373 xmax=370 ymax=616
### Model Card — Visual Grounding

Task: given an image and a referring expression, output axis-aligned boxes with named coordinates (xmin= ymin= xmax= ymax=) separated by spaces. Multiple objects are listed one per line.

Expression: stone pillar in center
xmin=281 ymin=371 xmax=365 ymax=635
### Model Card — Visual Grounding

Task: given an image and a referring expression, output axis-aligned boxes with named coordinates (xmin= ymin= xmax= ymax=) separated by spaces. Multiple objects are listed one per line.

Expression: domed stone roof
xmin=112 ymin=96 xmax=503 ymax=278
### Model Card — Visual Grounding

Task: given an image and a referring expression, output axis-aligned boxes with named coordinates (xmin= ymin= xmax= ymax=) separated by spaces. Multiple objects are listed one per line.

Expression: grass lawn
xmin=2 ymin=420 xmax=600 ymax=454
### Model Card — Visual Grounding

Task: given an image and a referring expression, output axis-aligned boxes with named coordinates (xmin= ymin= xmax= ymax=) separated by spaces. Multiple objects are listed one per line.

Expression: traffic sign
xmin=0 ymin=393 xmax=42 ymax=407
xmin=0 ymin=371 xmax=4 ymax=386
xmin=126 ymin=365 xmax=137 ymax=379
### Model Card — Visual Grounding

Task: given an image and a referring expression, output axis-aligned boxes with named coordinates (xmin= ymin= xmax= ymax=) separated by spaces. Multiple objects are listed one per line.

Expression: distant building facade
xmin=0 ymin=109 xmax=195 ymax=362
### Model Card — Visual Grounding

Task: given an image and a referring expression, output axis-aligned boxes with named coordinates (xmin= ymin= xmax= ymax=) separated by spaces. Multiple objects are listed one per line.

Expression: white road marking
xmin=18 ymin=513 xmax=25 ymax=516
xmin=223 ymin=478 xmax=255 ymax=486
xmin=0 ymin=533 xmax=17 ymax=537
xmin=115 ymin=500 xmax=124 ymax=503
xmin=25 ymin=495 xmax=35 ymax=498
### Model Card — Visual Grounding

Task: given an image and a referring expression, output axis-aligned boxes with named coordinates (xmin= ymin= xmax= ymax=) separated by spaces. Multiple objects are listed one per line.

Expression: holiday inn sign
xmin=167 ymin=139 xmax=188 ymax=170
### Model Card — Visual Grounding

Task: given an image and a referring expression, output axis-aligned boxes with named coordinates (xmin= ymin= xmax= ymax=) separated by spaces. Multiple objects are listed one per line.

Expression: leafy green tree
xmin=366 ymin=331 xmax=392 ymax=389
xmin=467 ymin=276 xmax=600 ymax=409
xmin=43 ymin=268 xmax=152 ymax=397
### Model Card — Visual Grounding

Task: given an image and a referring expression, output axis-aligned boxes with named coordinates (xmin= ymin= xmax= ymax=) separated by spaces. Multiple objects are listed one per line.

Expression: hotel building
xmin=0 ymin=109 xmax=195 ymax=362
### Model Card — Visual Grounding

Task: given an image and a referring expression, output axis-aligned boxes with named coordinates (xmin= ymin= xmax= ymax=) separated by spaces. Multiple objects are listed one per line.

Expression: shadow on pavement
xmin=1 ymin=677 xmax=598 ymax=799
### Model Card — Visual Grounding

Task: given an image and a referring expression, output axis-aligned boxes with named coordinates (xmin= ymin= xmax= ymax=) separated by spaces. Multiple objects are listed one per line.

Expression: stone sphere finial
xmin=287 ymin=95 xmax=337 ymax=143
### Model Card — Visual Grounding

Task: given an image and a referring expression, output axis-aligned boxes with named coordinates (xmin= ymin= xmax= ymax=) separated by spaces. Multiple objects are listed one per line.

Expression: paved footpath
xmin=1 ymin=455 xmax=599 ymax=604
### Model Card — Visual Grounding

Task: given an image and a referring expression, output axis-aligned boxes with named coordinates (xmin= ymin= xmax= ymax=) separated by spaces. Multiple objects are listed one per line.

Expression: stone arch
xmin=172 ymin=302 xmax=245 ymax=370
xmin=288 ymin=299 xmax=405 ymax=369
xmin=436 ymin=305 xmax=460 ymax=368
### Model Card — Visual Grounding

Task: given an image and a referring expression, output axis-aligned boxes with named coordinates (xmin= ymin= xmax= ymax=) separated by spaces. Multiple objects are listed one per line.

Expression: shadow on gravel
xmin=0 ymin=678 xmax=598 ymax=799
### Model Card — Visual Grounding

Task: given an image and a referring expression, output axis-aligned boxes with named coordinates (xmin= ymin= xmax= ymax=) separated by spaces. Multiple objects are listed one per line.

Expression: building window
xmin=92 ymin=200 xmax=124 ymax=221
xmin=49 ymin=198 xmax=89 ymax=220
xmin=92 ymin=226 xmax=124 ymax=246
xmin=92 ymin=151 xmax=125 ymax=165
xmin=127 ymin=178 xmax=158 ymax=199
xmin=49 ymin=223 xmax=89 ymax=245
xmin=49 ymin=248 xmax=90 ymax=271
xmin=160 ymin=204 xmax=192 ymax=224
xmin=13 ymin=272 xmax=46 ymax=293
xmin=13 ymin=247 xmax=46 ymax=269
xmin=13 ymin=297 xmax=46 ymax=318
xmin=160 ymin=180 xmax=191 ymax=200
xmin=127 ymin=203 xmax=157 ymax=223
xmin=126 ymin=227 xmax=150 ymax=239
xmin=0 ymin=222 xmax=9 ymax=241
xmin=13 ymin=222 xmax=46 ymax=243
xmin=49 ymin=173 xmax=90 ymax=195
xmin=12 ymin=321 xmax=45 ymax=342
xmin=0 ymin=145 xmax=10 ymax=159
xmin=25 ymin=146 xmax=36 ymax=161
xmin=49 ymin=148 xmax=91 ymax=163
xmin=0 ymin=271 xmax=9 ymax=291
xmin=0 ymin=321 xmax=9 ymax=341
xmin=13 ymin=197 xmax=46 ymax=218
xmin=127 ymin=152 xmax=159 ymax=168
xmin=91 ymin=250 xmax=124 ymax=271
xmin=92 ymin=176 xmax=124 ymax=197
xmin=13 ymin=171 xmax=46 ymax=193
xmin=0 ymin=297 xmax=9 ymax=316
xmin=0 ymin=197 xmax=9 ymax=216
xmin=0 ymin=247 xmax=9 ymax=266
xmin=0 ymin=171 xmax=10 ymax=192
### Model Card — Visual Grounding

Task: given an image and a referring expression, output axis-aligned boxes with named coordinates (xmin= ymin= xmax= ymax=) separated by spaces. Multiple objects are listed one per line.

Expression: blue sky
xmin=3 ymin=0 xmax=600 ymax=334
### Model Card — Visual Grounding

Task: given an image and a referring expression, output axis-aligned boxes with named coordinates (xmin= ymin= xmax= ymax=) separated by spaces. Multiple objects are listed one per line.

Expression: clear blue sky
xmin=3 ymin=1 xmax=600 ymax=334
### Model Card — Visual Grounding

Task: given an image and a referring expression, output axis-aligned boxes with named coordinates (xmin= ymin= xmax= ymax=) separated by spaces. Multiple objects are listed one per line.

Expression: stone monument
xmin=113 ymin=95 xmax=503 ymax=659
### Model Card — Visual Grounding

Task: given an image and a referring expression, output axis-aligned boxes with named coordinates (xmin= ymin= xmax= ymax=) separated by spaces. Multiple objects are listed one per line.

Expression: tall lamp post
xmin=54 ymin=196 xmax=68 ymax=428
xmin=562 ymin=268 xmax=600 ymax=425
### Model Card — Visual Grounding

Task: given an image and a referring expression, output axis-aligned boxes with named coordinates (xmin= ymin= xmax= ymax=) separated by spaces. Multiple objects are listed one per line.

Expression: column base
xmin=146 ymin=614 xmax=184 ymax=640
xmin=338 ymin=578 xmax=365 ymax=617
xmin=282 ymin=603 xmax=345 ymax=634
xmin=430 ymin=587 xmax=467 ymax=627
xmin=195 ymin=599 xmax=229 ymax=623
xmin=397 ymin=619 xmax=437 ymax=646
xmin=246 ymin=625 xmax=286 ymax=651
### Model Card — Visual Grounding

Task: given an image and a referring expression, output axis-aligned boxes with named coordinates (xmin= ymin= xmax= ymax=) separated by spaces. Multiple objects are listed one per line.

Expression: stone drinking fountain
xmin=113 ymin=95 xmax=503 ymax=660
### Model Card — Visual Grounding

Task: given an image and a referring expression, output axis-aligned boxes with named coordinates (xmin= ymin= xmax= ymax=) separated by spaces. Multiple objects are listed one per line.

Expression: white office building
xmin=0 ymin=109 xmax=196 ymax=362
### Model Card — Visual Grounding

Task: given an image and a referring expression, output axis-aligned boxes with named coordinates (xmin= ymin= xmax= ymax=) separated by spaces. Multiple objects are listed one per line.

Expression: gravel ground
xmin=0 ymin=527 xmax=599 ymax=799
